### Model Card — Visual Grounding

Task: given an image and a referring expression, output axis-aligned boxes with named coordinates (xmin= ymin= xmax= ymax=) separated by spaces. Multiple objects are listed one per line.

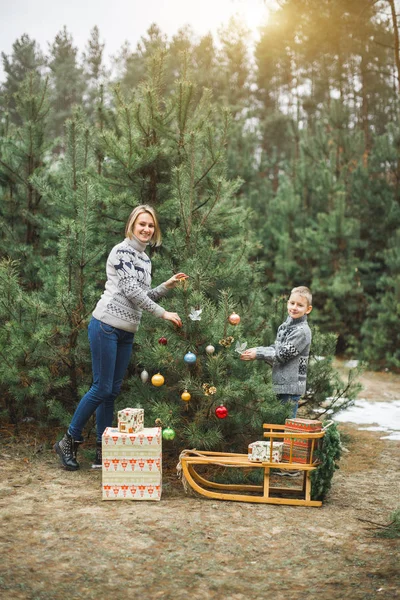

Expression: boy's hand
xmin=240 ymin=348 xmax=257 ymax=361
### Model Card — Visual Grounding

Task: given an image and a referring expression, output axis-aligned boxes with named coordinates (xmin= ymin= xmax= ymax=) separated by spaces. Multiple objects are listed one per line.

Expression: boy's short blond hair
xmin=290 ymin=286 xmax=312 ymax=306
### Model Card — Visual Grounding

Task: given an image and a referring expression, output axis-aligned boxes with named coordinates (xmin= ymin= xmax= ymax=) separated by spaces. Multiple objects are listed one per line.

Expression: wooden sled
xmin=179 ymin=424 xmax=326 ymax=507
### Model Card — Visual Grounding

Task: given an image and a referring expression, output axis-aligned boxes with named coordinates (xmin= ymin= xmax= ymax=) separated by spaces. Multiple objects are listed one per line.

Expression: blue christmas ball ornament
xmin=184 ymin=352 xmax=197 ymax=364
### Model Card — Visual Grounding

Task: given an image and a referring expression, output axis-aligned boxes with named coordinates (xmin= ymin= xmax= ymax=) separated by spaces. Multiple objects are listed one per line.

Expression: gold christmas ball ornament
xmin=228 ymin=312 xmax=241 ymax=326
xmin=151 ymin=373 xmax=165 ymax=387
xmin=181 ymin=390 xmax=191 ymax=402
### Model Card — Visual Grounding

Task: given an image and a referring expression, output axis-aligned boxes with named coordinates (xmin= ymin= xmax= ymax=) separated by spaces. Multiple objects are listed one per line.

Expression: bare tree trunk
xmin=388 ymin=0 xmax=400 ymax=194
xmin=360 ymin=52 xmax=370 ymax=167
xmin=388 ymin=0 xmax=400 ymax=92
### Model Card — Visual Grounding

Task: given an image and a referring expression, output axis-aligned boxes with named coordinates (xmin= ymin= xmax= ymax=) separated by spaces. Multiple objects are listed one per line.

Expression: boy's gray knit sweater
xmin=256 ymin=315 xmax=311 ymax=395
xmin=92 ymin=236 xmax=168 ymax=333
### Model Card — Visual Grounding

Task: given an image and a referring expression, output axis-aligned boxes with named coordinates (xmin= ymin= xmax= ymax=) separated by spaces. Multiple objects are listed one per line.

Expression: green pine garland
xmin=311 ymin=422 xmax=342 ymax=501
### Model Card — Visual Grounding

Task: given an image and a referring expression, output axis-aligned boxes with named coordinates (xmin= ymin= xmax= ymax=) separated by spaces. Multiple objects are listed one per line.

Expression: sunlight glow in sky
xmin=0 ymin=0 xmax=271 ymax=80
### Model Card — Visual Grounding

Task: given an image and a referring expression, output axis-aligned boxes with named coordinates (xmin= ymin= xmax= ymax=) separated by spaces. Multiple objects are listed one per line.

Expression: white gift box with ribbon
xmin=117 ymin=408 xmax=144 ymax=434
xmin=248 ymin=440 xmax=283 ymax=463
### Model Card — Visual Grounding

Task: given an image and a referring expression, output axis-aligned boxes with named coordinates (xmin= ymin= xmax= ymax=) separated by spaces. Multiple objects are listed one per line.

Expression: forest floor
xmin=0 ymin=367 xmax=399 ymax=600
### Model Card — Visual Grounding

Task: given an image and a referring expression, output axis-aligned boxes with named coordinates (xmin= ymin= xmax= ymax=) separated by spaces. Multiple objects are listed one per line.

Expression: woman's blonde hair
xmin=125 ymin=204 xmax=162 ymax=247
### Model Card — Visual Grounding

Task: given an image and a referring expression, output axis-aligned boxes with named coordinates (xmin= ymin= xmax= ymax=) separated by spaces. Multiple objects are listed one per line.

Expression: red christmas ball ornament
xmin=215 ymin=404 xmax=228 ymax=419
xmin=228 ymin=312 xmax=241 ymax=326
xmin=158 ymin=337 xmax=168 ymax=345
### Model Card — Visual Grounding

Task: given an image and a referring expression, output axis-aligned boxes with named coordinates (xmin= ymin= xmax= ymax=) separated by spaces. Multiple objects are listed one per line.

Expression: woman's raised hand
xmin=164 ymin=272 xmax=189 ymax=289
xmin=162 ymin=311 xmax=183 ymax=327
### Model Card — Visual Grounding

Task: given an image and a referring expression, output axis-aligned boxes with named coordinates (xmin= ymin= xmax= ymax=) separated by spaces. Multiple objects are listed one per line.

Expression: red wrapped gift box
xmin=282 ymin=418 xmax=322 ymax=464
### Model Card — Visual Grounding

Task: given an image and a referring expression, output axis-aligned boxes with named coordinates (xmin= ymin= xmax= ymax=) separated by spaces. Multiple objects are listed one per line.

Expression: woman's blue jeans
xmin=69 ymin=317 xmax=134 ymax=442
xmin=277 ymin=394 xmax=300 ymax=419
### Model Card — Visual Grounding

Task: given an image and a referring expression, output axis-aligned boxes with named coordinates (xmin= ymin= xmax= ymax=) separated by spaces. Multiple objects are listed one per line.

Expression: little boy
xmin=240 ymin=286 xmax=313 ymax=419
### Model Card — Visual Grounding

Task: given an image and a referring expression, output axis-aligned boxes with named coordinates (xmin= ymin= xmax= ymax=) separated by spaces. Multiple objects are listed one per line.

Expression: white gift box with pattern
xmin=248 ymin=441 xmax=283 ymax=463
xmin=102 ymin=427 xmax=161 ymax=500
xmin=117 ymin=408 xmax=144 ymax=434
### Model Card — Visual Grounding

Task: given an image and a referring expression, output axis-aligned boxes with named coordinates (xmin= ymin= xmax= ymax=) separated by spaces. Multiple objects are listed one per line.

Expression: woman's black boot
xmin=91 ymin=441 xmax=102 ymax=469
xmin=54 ymin=431 xmax=81 ymax=471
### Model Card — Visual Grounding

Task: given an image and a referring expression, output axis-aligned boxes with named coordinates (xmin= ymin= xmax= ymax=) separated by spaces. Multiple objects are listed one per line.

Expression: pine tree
xmin=215 ymin=17 xmax=252 ymax=112
xmin=48 ymin=27 xmax=85 ymax=138
xmin=116 ymin=24 xmax=168 ymax=96
xmin=0 ymin=258 xmax=49 ymax=426
xmin=82 ymin=26 xmax=108 ymax=121
xmin=34 ymin=109 xmax=105 ymax=418
xmin=0 ymin=72 xmax=52 ymax=283
xmin=361 ymin=229 xmax=400 ymax=368
xmin=94 ymin=53 xmax=277 ymax=449
xmin=191 ymin=33 xmax=218 ymax=101
xmin=1 ymin=34 xmax=45 ymax=124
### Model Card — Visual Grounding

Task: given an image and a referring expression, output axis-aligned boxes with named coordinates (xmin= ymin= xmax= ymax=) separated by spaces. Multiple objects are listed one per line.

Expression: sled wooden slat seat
xmin=179 ymin=423 xmax=326 ymax=507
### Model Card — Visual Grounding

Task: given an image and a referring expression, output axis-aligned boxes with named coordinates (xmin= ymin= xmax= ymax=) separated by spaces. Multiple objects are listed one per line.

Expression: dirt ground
xmin=1 ymin=367 xmax=399 ymax=600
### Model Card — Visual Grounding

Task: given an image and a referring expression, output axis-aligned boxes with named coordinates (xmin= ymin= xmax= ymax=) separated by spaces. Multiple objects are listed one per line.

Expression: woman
xmin=54 ymin=204 xmax=187 ymax=471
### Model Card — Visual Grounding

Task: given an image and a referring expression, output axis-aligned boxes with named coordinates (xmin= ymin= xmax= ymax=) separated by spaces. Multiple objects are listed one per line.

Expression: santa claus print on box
xmin=102 ymin=427 xmax=162 ymax=500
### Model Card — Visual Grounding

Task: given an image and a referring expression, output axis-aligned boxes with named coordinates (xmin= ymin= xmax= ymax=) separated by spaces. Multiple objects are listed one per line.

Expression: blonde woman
xmin=54 ymin=205 xmax=187 ymax=471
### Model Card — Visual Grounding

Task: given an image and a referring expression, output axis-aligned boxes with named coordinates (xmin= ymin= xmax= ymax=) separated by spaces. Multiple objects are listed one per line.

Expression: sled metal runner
xmin=180 ymin=424 xmax=326 ymax=507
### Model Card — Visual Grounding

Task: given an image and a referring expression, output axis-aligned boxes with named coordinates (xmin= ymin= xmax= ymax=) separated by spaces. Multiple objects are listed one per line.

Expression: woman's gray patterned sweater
xmin=255 ymin=315 xmax=312 ymax=395
xmin=92 ymin=236 xmax=168 ymax=333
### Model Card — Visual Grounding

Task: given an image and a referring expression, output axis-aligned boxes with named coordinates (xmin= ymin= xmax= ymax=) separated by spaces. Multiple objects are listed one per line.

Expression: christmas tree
xmin=97 ymin=53 xmax=360 ymax=451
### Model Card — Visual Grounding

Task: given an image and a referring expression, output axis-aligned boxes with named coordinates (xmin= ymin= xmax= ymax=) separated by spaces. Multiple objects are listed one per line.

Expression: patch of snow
xmin=320 ymin=397 xmax=350 ymax=408
xmin=359 ymin=426 xmax=388 ymax=432
xmin=381 ymin=432 xmax=400 ymax=441
xmin=344 ymin=360 xmax=359 ymax=368
xmin=334 ymin=399 xmax=400 ymax=441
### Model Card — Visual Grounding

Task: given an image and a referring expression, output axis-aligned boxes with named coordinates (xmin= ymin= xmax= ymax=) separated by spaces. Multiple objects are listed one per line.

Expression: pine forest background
xmin=1 ymin=0 xmax=399 ymax=449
